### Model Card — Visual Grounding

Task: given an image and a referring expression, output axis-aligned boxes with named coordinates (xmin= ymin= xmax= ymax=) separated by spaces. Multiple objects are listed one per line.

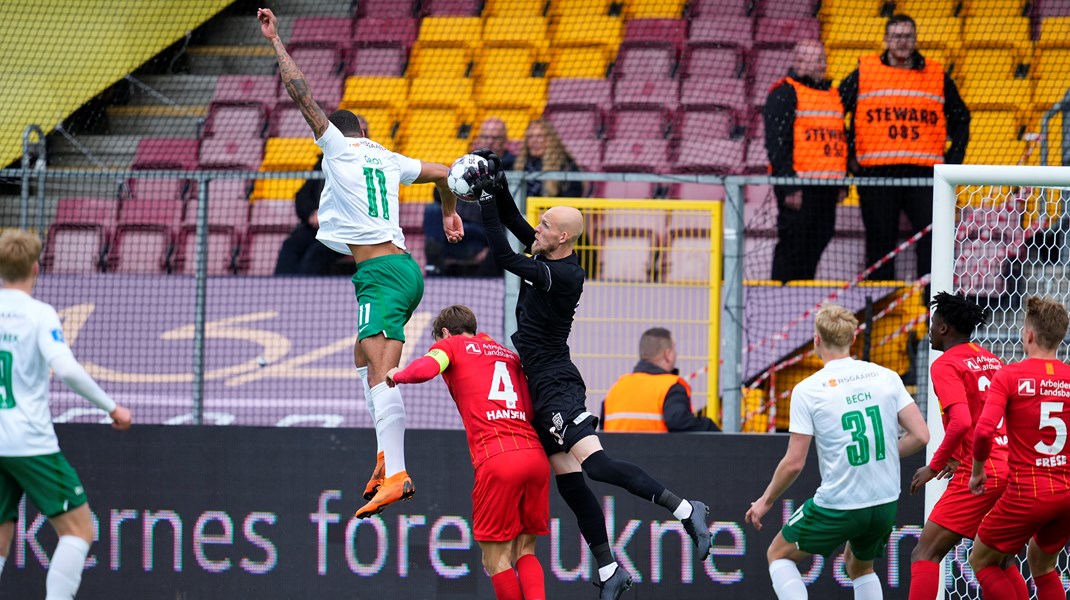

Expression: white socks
xmin=672 ymin=500 xmax=693 ymax=520
xmin=598 ymin=563 xmax=619 ymax=582
xmin=356 ymin=367 xmax=382 ymax=454
xmin=852 ymin=573 xmax=882 ymax=600
xmin=769 ymin=559 xmax=808 ymax=600
xmin=0 ymin=553 xmax=6 ymax=581
xmin=369 ymin=382 xmax=407 ymax=476
xmin=46 ymin=536 xmax=89 ymax=600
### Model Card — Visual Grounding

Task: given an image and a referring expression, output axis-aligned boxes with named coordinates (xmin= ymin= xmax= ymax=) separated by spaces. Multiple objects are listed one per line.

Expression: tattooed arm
xmin=258 ymin=8 xmax=328 ymax=139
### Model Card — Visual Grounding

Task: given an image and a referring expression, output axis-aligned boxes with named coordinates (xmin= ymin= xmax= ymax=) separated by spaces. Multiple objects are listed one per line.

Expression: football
xmin=447 ymin=154 xmax=487 ymax=202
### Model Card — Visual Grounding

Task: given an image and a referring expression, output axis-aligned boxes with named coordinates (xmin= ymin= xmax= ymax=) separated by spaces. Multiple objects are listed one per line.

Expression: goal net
xmin=932 ymin=165 xmax=1070 ymax=598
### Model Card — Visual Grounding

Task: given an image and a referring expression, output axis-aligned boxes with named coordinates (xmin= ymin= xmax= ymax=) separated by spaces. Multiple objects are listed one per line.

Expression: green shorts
xmin=352 ymin=253 xmax=424 ymax=342
xmin=0 ymin=453 xmax=87 ymax=521
xmin=781 ymin=498 xmax=897 ymax=560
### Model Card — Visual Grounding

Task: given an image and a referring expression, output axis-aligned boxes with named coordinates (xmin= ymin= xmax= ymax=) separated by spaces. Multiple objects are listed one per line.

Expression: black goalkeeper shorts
xmin=527 ymin=364 xmax=599 ymax=456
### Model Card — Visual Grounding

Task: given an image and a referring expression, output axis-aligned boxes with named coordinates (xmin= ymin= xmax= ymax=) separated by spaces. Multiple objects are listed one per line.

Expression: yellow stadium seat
xmin=252 ymin=138 xmax=321 ymax=201
xmin=963 ymin=16 xmax=1031 ymax=52
xmin=477 ymin=78 xmax=547 ymax=109
xmin=961 ymin=76 xmax=1032 ymax=110
xmin=1034 ymin=48 xmax=1070 ymax=80
xmin=823 ymin=17 xmax=887 ymax=49
xmin=818 ymin=0 xmax=883 ymax=18
xmin=1039 ymin=17 xmax=1070 ymax=49
xmin=483 ymin=0 xmax=547 ymax=17
xmin=550 ymin=0 xmax=614 ymax=18
xmin=408 ymin=77 xmax=476 ymax=113
xmin=399 ymin=184 xmax=435 ymax=203
xmin=399 ymin=137 xmax=470 ymax=167
xmin=954 ymin=48 xmax=1022 ymax=80
xmin=408 ymin=46 xmax=472 ymax=78
xmin=341 ymin=77 xmax=408 ymax=110
xmin=914 ymin=16 xmax=961 ymax=52
xmin=548 ymin=46 xmax=616 ymax=78
xmin=965 ymin=138 xmax=1029 ymax=165
xmin=624 ymin=0 xmax=687 ymax=19
xmin=1042 ymin=112 xmax=1063 ymax=166
xmin=894 ymin=0 xmax=957 ymax=18
xmin=331 ymin=105 xmax=397 ymax=145
xmin=552 ymin=15 xmax=623 ymax=47
xmin=475 ymin=108 xmax=539 ymax=142
xmin=1034 ymin=78 xmax=1070 ymax=110
xmin=827 ymin=49 xmax=861 ymax=85
xmin=483 ymin=16 xmax=549 ymax=49
xmin=416 ymin=17 xmax=482 ymax=49
xmin=960 ymin=0 xmax=1028 ymax=18
xmin=397 ymin=107 xmax=465 ymax=144
xmin=475 ymin=46 xmax=540 ymax=79
xmin=971 ymin=109 xmax=1023 ymax=143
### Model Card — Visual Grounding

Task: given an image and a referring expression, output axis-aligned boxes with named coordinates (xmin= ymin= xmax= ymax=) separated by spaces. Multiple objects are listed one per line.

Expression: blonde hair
xmin=815 ymin=304 xmax=858 ymax=350
xmin=0 ymin=230 xmax=41 ymax=283
xmin=1025 ymin=296 xmax=1069 ymax=350
xmin=515 ymin=119 xmax=575 ymax=198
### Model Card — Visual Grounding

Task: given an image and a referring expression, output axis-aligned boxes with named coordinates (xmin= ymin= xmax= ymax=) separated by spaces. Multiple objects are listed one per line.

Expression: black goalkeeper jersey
xmin=479 ymin=189 xmax=586 ymax=375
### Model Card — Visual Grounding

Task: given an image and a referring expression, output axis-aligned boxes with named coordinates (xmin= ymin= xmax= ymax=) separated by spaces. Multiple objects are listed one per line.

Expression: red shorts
xmin=472 ymin=449 xmax=550 ymax=542
xmin=928 ymin=464 xmax=1007 ymax=539
xmin=977 ymin=485 xmax=1070 ymax=555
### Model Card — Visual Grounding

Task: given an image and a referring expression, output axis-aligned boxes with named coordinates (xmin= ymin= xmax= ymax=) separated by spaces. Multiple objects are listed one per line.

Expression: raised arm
xmin=258 ymin=8 xmax=328 ymax=139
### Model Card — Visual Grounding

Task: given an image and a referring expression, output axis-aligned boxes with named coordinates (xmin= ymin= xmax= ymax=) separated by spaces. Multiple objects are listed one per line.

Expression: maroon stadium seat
xmin=544 ymin=107 xmax=603 ymax=141
xmin=622 ymin=19 xmax=688 ymax=53
xmin=546 ymin=78 xmax=613 ymax=111
xmin=127 ymin=177 xmax=189 ymax=203
xmin=756 ymin=0 xmax=818 ymax=18
xmin=290 ymin=17 xmax=353 ymax=46
xmin=399 ymin=201 xmax=425 ymax=230
xmin=271 ymin=103 xmax=319 ymax=138
xmin=687 ymin=0 xmax=751 ymax=18
xmin=422 ymin=0 xmax=482 ymax=16
xmin=688 ymin=16 xmax=754 ymax=52
xmin=681 ymin=47 xmax=742 ymax=78
xmin=668 ymin=182 xmax=725 ymax=199
xmin=606 ymin=108 xmax=672 ymax=140
xmin=352 ymin=18 xmax=419 ymax=51
xmin=203 ymin=103 xmax=268 ymax=139
xmin=613 ymin=78 xmax=679 ymax=109
xmin=278 ymin=71 xmax=342 ymax=107
xmin=755 ymin=18 xmax=821 ymax=48
xmin=744 ymin=138 xmax=768 ymax=172
xmin=42 ymin=198 xmax=118 ymax=274
xmin=249 ymin=201 xmax=298 ymax=230
xmin=241 ymin=231 xmax=290 ymax=276
xmin=612 ymin=46 xmax=677 ymax=80
xmin=672 ymin=138 xmax=745 ymax=173
xmin=679 ymin=77 xmax=747 ymax=114
xmin=132 ymin=138 xmax=200 ymax=170
xmin=109 ymin=200 xmax=183 ymax=274
xmin=349 ymin=45 xmax=408 ymax=76
xmin=596 ymin=211 xmax=668 ymax=282
xmin=749 ymin=48 xmax=794 ymax=106
xmin=595 ymin=181 xmax=656 ymax=199
xmin=211 ymin=75 xmax=279 ymax=109
xmin=357 ymin=0 xmax=417 ymax=18
xmin=174 ymin=226 xmax=241 ymax=275
xmin=602 ymin=139 xmax=669 ymax=172
xmin=289 ymin=45 xmax=344 ymax=76
xmin=198 ymin=139 xmax=264 ymax=170
xmin=563 ymin=139 xmax=604 ymax=171
xmin=675 ymin=109 xmax=735 ymax=141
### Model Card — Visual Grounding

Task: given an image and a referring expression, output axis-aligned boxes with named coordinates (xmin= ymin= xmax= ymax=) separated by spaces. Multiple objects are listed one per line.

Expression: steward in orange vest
xmin=763 ymin=39 xmax=847 ymax=283
xmin=837 ymin=15 xmax=970 ymax=281
xmin=602 ymin=361 xmax=719 ymax=432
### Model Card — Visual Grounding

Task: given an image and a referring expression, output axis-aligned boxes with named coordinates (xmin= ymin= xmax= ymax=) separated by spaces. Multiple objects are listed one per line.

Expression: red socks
xmin=1033 ymin=570 xmax=1066 ymax=600
xmin=491 ymin=570 xmax=523 ymax=600
xmin=909 ymin=560 xmax=940 ymax=600
xmin=1004 ymin=564 xmax=1030 ymax=600
xmin=516 ymin=554 xmax=546 ymax=600
xmin=978 ymin=564 xmax=1019 ymax=599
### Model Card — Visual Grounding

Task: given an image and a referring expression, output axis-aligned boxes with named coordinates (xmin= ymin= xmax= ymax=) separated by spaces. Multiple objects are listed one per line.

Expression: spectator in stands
xmin=275 ymin=114 xmax=369 ymax=276
xmin=839 ymin=14 xmax=970 ymax=281
xmin=515 ymin=120 xmax=583 ymax=199
xmin=602 ymin=328 xmax=720 ymax=433
xmin=423 ymin=117 xmax=514 ymax=276
xmin=764 ymin=39 xmax=848 ymax=283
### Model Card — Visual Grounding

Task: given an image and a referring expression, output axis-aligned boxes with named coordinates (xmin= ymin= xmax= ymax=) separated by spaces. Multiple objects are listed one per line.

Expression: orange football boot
xmin=355 ymin=471 xmax=415 ymax=519
xmin=363 ymin=451 xmax=385 ymax=500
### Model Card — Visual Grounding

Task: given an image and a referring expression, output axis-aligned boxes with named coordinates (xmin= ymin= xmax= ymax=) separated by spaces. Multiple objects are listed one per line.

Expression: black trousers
xmin=858 ymin=184 xmax=932 ymax=281
xmin=274 ymin=225 xmax=341 ymax=275
xmin=771 ymin=186 xmax=839 ymax=282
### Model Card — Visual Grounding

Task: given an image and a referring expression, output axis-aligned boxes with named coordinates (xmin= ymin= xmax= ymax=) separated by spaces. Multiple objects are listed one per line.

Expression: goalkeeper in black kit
xmin=462 ymin=151 xmax=715 ymax=600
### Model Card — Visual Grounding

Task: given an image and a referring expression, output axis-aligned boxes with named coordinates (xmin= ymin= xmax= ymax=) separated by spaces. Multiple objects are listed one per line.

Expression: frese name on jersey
xmin=1037 ymin=455 xmax=1068 ymax=468
xmin=487 ymin=409 xmax=527 ymax=421
xmin=1039 ymin=379 xmax=1070 ymax=398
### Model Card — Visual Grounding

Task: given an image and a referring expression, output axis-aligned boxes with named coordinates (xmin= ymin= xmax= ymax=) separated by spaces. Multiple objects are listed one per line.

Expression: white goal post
xmin=929 ymin=164 xmax=1070 ymax=599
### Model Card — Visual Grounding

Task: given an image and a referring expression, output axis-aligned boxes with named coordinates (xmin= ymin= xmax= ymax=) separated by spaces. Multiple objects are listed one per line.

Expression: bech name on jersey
xmin=486 ymin=409 xmax=526 ymax=421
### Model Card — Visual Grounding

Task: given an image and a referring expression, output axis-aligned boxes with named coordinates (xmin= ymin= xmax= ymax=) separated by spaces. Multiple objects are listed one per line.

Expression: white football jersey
xmin=789 ymin=357 xmax=915 ymax=510
xmin=314 ymin=123 xmax=422 ymax=255
xmin=0 ymin=289 xmax=72 ymax=456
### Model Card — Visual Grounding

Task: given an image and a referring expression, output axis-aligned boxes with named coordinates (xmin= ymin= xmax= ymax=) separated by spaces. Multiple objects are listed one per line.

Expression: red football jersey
xmin=976 ymin=358 xmax=1070 ymax=498
xmin=432 ymin=333 xmax=541 ymax=469
xmin=931 ymin=342 xmax=1008 ymax=466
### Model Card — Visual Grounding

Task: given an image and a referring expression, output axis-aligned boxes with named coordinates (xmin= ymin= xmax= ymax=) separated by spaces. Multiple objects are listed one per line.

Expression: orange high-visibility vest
xmin=603 ymin=373 xmax=691 ymax=432
xmin=783 ymin=77 xmax=847 ymax=178
xmin=855 ymin=54 xmax=946 ymax=167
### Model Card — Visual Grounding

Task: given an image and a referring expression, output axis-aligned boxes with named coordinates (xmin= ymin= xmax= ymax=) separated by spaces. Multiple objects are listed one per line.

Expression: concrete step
xmin=49 ymin=135 xmax=142 ymax=170
xmin=128 ymin=74 xmax=218 ymax=106
xmin=199 ymin=16 xmax=295 ymax=47
xmin=106 ymin=106 xmax=206 ymax=138
xmin=185 ymin=50 xmax=278 ymax=76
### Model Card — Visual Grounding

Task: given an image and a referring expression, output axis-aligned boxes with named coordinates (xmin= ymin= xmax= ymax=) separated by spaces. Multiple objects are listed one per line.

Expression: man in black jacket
xmin=602 ymin=328 xmax=720 ymax=432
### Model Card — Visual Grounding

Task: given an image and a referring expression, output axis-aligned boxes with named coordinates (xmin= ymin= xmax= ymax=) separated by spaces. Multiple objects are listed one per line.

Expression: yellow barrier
xmin=526 ymin=197 xmax=723 ymax=427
